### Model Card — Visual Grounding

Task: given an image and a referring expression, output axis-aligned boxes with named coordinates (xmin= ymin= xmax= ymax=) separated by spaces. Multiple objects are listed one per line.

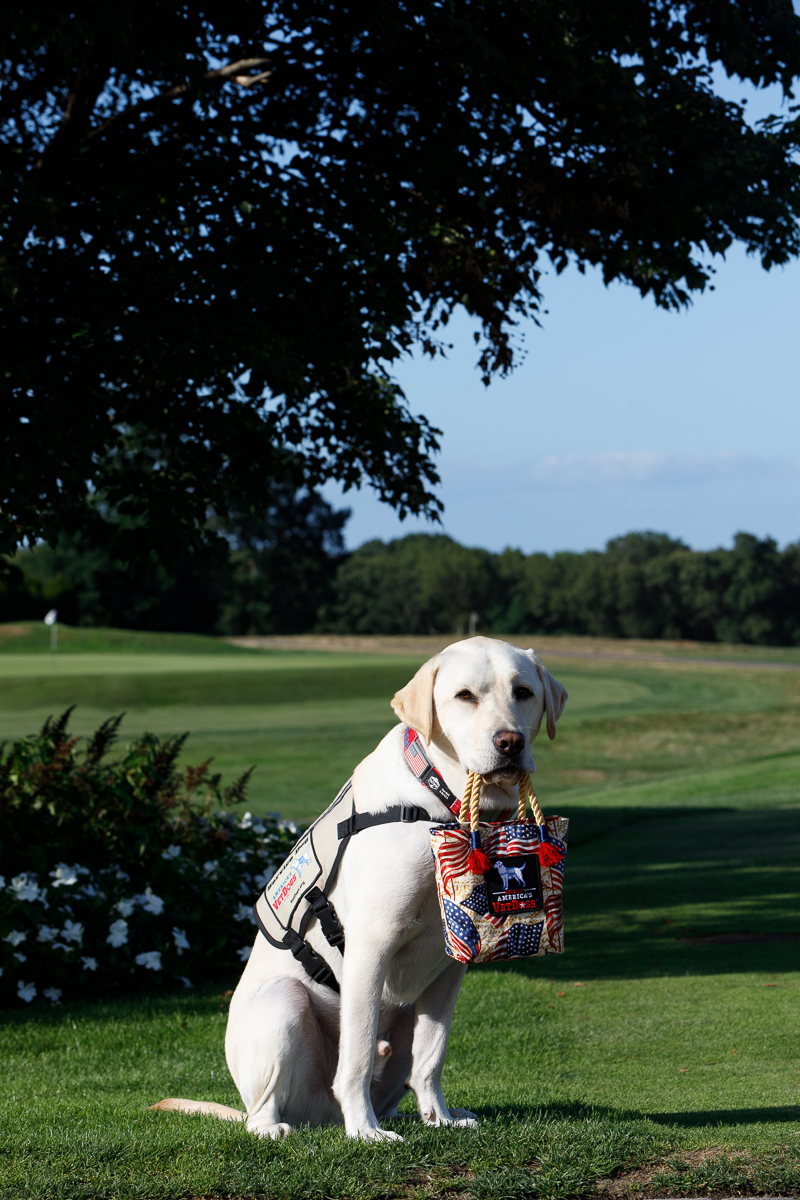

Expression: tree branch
xmin=83 ymin=57 xmax=273 ymax=144
xmin=33 ymin=54 xmax=112 ymax=171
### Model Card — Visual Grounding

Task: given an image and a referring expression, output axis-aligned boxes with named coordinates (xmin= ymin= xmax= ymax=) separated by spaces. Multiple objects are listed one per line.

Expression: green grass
xmin=4 ymin=635 xmax=800 ymax=821
xmin=2 ymin=624 xmax=800 ymax=1197
xmin=0 ymin=622 xmax=258 ymax=655
xmin=2 ymin=806 xmax=799 ymax=1199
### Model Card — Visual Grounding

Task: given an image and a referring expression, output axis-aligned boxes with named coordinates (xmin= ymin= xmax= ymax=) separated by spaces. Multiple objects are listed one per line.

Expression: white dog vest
xmin=252 ymin=729 xmax=461 ymax=992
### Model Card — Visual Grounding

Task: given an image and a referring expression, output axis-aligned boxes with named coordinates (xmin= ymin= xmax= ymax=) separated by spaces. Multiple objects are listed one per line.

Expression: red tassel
xmin=538 ymin=841 xmax=563 ymax=868
xmin=467 ymin=847 xmax=492 ymax=874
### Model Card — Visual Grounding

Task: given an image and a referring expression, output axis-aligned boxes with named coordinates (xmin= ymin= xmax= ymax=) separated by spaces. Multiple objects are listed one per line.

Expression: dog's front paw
xmin=247 ymin=1119 xmax=294 ymax=1139
xmin=448 ymin=1107 xmax=478 ymax=1128
xmin=350 ymin=1126 xmax=404 ymax=1142
xmin=420 ymin=1107 xmax=478 ymax=1129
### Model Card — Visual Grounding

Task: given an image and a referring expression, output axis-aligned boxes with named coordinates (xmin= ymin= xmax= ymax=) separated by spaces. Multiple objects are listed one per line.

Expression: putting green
xmin=0 ymin=651 xmax=418 ymax=677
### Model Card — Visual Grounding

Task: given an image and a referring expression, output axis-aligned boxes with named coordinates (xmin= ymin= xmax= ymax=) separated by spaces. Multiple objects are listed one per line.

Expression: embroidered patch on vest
xmin=484 ymin=855 xmax=543 ymax=918
xmin=264 ymin=831 xmax=323 ymax=929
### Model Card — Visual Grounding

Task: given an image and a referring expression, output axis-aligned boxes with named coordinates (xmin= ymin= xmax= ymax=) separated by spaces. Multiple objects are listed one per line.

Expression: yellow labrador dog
xmin=154 ymin=636 xmax=567 ymax=1141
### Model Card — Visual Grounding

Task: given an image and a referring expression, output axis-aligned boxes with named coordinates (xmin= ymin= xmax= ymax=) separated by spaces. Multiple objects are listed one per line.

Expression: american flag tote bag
xmin=430 ymin=774 xmax=568 ymax=965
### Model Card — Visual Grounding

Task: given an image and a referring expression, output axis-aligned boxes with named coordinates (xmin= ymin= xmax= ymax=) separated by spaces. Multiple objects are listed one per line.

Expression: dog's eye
xmin=514 ymin=686 xmax=534 ymax=701
xmin=455 ymin=689 xmax=476 ymax=703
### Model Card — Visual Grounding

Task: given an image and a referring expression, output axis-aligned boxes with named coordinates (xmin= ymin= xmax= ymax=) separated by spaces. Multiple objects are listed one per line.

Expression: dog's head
xmin=391 ymin=636 xmax=568 ymax=783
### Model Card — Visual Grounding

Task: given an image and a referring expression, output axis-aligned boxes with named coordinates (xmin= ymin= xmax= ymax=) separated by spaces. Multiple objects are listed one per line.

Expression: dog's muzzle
xmin=482 ymin=763 xmax=528 ymax=785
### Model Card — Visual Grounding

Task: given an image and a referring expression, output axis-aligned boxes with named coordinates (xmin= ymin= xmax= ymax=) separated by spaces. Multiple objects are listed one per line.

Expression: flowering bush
xmin=0 ymin=710 xmax=300 ymax=1006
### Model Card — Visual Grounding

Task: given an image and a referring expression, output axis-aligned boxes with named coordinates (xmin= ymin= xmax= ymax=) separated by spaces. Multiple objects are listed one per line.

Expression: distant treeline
xmin=329 ymin=530 xmax=800 ymax=645
xmin=2 ymin=484 xmax=348 ymax=638
xmin=4 ymin=493 xmax=800 ymax=645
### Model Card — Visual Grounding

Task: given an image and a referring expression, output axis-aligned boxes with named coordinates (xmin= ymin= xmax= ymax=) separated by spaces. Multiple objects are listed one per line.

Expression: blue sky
xmin=325 ymin=77 xmax=800 ymax=556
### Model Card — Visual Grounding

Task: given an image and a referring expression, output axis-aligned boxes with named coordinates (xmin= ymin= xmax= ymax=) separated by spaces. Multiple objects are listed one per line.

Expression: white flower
xmin=81 ymin=882 xmax=100 ymax=898
xmin=114 ymin=898 xmax=136 ymax=917
xmin=279 ymin=820 xmax=298 ymax=835
xmin=202 ymin=860 xmax=219 ymax=879
xmin=52 ymin=943 xmax=73 ymax=952
xmin=106 ymin=919 xmax=129 ymax=948
xmin=253 ymin=871 xmax=271 ymax=890
xmin=171 ymin=927 xmax=190 ymax=953
xmin=161 ymin=844 xmax=182 ymax=860
xmin=177 ymin=976 xmax=194 ymax=989
xmin=236 ymin=945 xmax=252 ymax=962
xmin=233 ymin=851 xmax=248 ymax=864
xmin=137 ymin=888 xmax=164 ymax=915
xmin=9 ymin=873 xmax=42 ymax=902
xmin=4 ymin=930 xmax=27 ymax=947
xmin=252 ymin=822 xmax=266 ymax=835
xmin=134 ymin=950 xmax=162 ymax=971
xmin=61 ymin=920 xmax=84 ymax=946
xmin=43 ymin=987 xmax=62 ymax=1003
xmin=81 ymin=956 xmax=98 ymax=971
xmin=13 ymin=952 xmax=27 ymax=963
xmin=37 ymin=925 xmax=57 ymax=943
xmin=233 ymin=902 xmax=254 ymax=923
xmin=17 ymin=981 xmax=36 ymax=1003
xmin=50 ymin=863 xmax=78 ymax=888
xmin=115 ymin=868 xmax=130 ymax=882
xmin=238 ymin=811 xmax=253 ymax=829
xmin=0 ymin=874 xmax=4 ymax=889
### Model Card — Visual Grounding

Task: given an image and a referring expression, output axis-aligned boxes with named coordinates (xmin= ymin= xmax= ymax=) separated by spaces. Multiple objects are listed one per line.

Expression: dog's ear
xmin=526 ymin=649 xmax=568 ymax=740
xmin=391 ymin=656 xmax=440 ymax=744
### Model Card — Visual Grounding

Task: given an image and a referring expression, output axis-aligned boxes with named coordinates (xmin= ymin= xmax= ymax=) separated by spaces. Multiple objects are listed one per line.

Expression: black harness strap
xmin=254 ymin=798 xmax=435 ymax=993
xmin=336 ymin=804 xmax=426 ymax=839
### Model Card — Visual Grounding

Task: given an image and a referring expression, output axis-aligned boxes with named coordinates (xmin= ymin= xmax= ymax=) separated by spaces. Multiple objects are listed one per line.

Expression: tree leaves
xmin=2 ymin=1 xmax=799 ymax=563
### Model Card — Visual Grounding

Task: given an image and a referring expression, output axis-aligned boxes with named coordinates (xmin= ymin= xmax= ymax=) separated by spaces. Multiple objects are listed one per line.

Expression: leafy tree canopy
xmin=3 ymin=0 xmax=800 ymax=563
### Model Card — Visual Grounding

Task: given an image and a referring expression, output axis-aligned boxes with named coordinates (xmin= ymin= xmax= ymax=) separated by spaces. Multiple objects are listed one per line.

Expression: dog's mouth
xmin=482 ymin=766 xmax=526 ymax=785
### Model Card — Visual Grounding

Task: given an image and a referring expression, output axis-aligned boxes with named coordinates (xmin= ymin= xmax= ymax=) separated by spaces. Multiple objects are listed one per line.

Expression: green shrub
xmin=0 ymin=710 xmax=299 ymax=1006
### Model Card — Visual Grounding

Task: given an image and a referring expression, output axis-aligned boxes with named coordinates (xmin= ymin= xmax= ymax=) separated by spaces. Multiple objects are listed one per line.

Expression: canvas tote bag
xmin=430 ymin=773 xmax=568 ymax=964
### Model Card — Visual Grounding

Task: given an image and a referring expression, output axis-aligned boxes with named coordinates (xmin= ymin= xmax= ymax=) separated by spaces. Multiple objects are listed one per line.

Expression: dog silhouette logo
xmin=290 ymin=851 xmax=312 ymax=873
xmin=493 ymin=860 xmax=526 ymax=891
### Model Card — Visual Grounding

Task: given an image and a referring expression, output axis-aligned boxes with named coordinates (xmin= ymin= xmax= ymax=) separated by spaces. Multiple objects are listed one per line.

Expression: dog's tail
xmin=150 ymin=1098 xmax=245 ymax=1122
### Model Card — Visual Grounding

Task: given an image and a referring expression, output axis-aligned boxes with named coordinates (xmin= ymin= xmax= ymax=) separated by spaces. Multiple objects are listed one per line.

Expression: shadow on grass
xmin=476 ymin=1099 xmax=800 ymax=1128
xmin=647 ymin=1105 xmax=800 ymax=1126
xmin=478 ymin=805 xmax=800 ymax=981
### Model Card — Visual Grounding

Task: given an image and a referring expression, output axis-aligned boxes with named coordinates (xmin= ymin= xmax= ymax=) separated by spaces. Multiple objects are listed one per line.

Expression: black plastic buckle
xmin=400 ymin=805 xmax=421 ymax=822
xmin=282 ymin=929 xmax=339 ymax=991
xmin=305 ymin=887 xmax=346 ymax=952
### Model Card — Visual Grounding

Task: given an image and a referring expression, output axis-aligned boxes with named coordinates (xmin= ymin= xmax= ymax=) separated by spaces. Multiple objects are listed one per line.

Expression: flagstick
xmin=44 ymin=608 xmax=58 ymax=659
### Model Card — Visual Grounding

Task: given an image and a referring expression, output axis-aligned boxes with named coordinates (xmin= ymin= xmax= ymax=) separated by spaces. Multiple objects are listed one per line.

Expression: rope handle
xmin=458 ymin=771 xmax=484 ymax=831
xmin=457 ymin=771 xmax=562 ymax=871
xmin=517 ymin=774 xmax=545 ymax=827
xmin=459 ymin=771 xmax=544 ymax=828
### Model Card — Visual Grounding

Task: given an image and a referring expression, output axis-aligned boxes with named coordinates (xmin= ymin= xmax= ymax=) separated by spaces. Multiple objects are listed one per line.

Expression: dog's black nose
xmin=492 ymin=730 xmax=525 ymax=757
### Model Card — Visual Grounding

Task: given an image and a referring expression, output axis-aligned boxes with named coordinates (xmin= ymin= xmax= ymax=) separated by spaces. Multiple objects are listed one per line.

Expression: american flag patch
xmin=407 ymin=744 xmax=431 ymax=782
xmin=403 ymin=727 xmax=460 ymax=812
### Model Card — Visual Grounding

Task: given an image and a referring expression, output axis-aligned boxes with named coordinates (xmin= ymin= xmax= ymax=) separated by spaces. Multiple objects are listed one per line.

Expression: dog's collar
xmin=403 ymin=728 xmax=462 ymax=815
